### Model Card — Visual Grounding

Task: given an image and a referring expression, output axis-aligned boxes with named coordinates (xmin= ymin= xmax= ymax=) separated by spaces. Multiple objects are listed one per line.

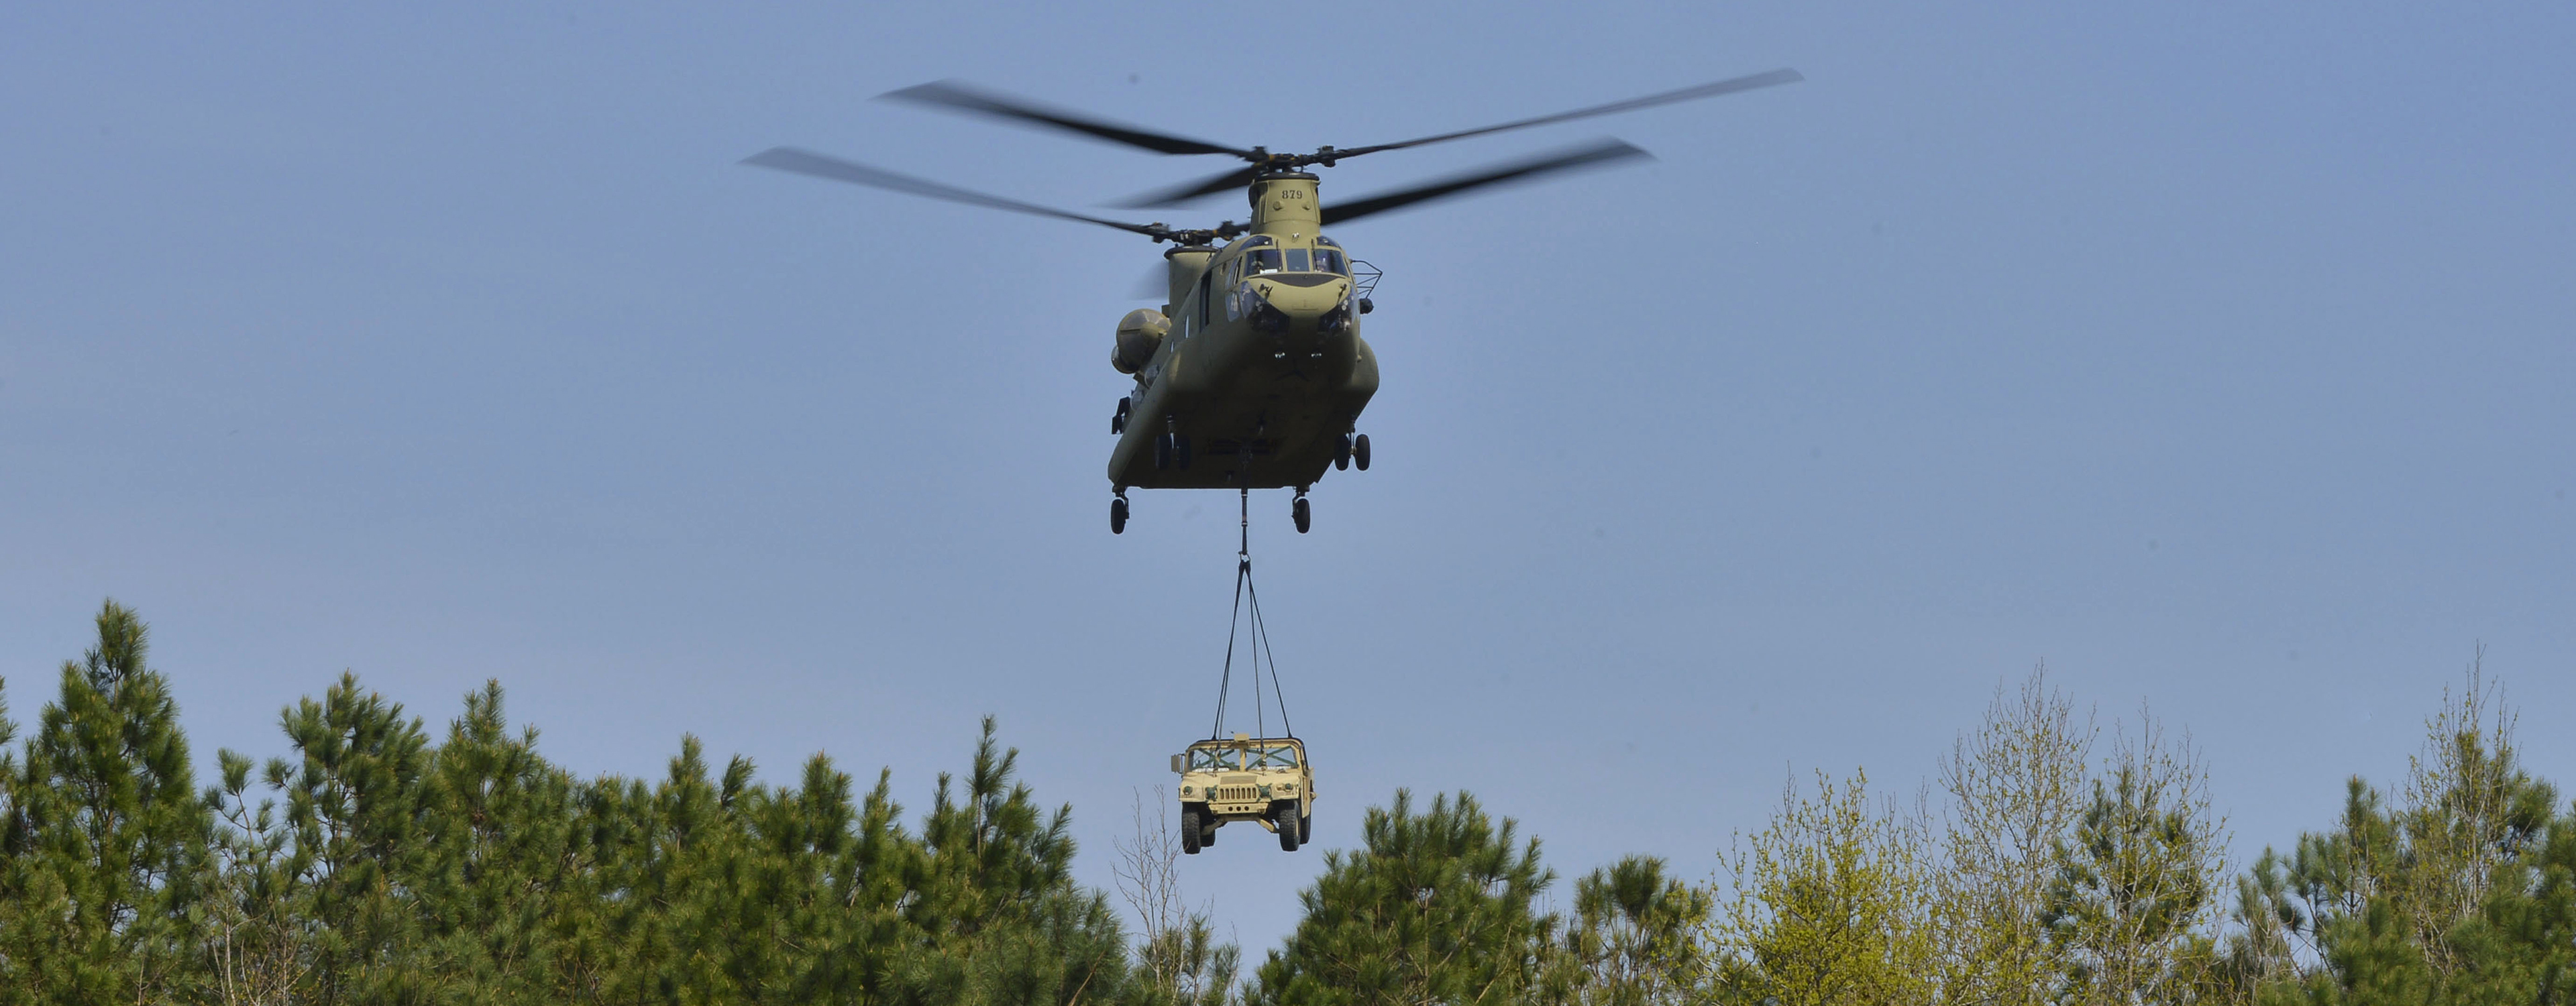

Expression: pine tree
xmin=889 ymin=716 xmax=1136 ymax=1006
xmin=1547 ymin=855 xmax=1711 ymax=1006
xmin=2043 ymin=710 xmax=2229 ymax=1006
xmin=1254 ymin=790 xmax=1556 ymax=1006
xmin=2231 ymin=661 xmax=2565 ymax=1004
xmin=580 ymin=734 xmax=757 ymax=1001
xmin=205 ymin=744 xmax=314 ymax=1005
xmin=0 ymin=600 xmax=214 ymax=1003
xmin=272 ymin=671 xmax=435 ymax=1003
xmin=402 ymin=681 xmax=588 ymax=1003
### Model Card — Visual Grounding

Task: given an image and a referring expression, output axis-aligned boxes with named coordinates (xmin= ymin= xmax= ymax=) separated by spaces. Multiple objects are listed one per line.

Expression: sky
xmin=4 ymin=1 xmax=2572 ymax=952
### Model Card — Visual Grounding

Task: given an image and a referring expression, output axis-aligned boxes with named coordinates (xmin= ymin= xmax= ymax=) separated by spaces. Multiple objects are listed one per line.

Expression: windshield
xmin=1241 ymin=247 xmax=1348 ymax=278
xmin=1188 ymin=744 xmax=1300 ymax=771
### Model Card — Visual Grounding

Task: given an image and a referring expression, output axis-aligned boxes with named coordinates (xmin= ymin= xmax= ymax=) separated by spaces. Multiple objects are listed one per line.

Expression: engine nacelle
xmin=1112 ymin=308 xmax=1169 ymax=374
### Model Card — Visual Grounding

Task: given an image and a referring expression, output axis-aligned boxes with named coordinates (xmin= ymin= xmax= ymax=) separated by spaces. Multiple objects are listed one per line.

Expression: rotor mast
xmin=1246 ymin=172 xmax=1324 ymax=237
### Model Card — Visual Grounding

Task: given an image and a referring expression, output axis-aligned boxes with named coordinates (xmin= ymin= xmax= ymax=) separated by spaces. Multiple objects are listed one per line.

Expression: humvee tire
xmin=1181 ymin=808 xmax=1203 ymax=854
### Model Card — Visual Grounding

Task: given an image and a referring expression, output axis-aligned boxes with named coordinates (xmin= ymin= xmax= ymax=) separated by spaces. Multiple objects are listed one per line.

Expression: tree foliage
xmin=0 ymin=602 xmax=1164 ymax=1005
xmin=7 ymin=605 xmax=2574 ymax=1006
xmin=1254 ymin=790 xmax=1554 ymax=1006
xmin=2043 ymin=710 xmax=2230 ymax=1005
xmin=1935 ymin=667 xmax=2096 ymax=1006
xmin=1548 ymin=855 xmax=1711 ymax=1006
xmin=2228 ymin=655 xmax=2573 ymax=1005
xmin=0 ymin=601 xmax=210 ymax=1004
xmin=1708 ymin=768 xmax=1934 ymax=1006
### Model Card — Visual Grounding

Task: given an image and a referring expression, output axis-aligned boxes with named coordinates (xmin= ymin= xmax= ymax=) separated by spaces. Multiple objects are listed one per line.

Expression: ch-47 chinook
xmin=745 ymin=69 xmax=1799 ymax=535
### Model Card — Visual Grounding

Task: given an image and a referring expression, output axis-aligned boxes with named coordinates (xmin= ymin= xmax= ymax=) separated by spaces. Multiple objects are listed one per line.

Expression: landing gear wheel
xmin=1292 ymin=495 xmax=1311 ymax=534
xmin=1353 ymin=433 xmax=1371 ymax=471
xmin=1181 ymin=808 xmax=1203 ymax=854
xmin=1176 ymin=435 xmax=1193 ymax=469
xmin=1333 ymin=433 xmax=1352 ymax=471
xmin=1154 ymin=434 xmax=1172 ymax=471
xmin=1110 ymin=496 xmax=1128 ymax=535
xmin=1277 ymin=809 xmax=1301 ymax=852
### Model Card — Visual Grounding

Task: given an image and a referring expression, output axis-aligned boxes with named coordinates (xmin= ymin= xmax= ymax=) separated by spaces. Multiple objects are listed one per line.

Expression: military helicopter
xmin=745 ymin=69 xmax=1800 ymax=534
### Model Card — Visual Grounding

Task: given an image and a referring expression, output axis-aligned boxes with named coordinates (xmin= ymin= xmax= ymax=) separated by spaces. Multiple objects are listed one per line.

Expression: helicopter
xmin=745 ymin=69 xmax=1800 ymax=535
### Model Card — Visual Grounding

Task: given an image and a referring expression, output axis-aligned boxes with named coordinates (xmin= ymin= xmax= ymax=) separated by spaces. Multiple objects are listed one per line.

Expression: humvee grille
xmin=1213 ymin=784 xmax=1261 ymax=803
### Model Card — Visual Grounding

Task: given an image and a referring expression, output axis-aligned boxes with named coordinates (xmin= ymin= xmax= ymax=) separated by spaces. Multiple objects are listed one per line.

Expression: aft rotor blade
xmin=1322 ymin=139 xmax=1652 ymax=226
xmin=743 ymin=147 xmax=1170 ymax=238
xmin=879 ymin=80 xmax=1259 ymax=159
xmin=1128 ymin=264 xmax=1169 ymax=300
xmin=1114 ymin=164 xmax=1263 ymax=208
xmin=1329 ymin=68 xmax=1801 ymax=160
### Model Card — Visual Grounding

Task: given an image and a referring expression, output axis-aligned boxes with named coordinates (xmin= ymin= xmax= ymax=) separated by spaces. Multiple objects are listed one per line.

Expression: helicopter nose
xmin=1242 ymin=276 xmax=1353 ymax=337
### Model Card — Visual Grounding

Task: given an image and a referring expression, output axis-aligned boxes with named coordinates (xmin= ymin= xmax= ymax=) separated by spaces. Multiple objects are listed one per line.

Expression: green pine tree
xmin=2233 ymin=664 xmax=2566 ymax=1005
xmin=274 ymin=671 xmax=435 ymax=1003
xmin=1254 ymin=790 xmax=1556 ymax=1006
xmin=888 ymin=716 xmax=1136 ymax=1006
xmin=0 ymin=600 xmax=214 ymax=1004
xmin=402 ymin=681 xmax=589 ymax=1003
xmin=1546 ymin=855 xmax=1713 ymax=1006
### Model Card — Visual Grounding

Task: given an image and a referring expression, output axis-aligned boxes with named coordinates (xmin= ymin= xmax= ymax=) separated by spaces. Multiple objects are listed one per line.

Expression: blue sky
xmin=4 ymin=1 xmax=2571 ymax=948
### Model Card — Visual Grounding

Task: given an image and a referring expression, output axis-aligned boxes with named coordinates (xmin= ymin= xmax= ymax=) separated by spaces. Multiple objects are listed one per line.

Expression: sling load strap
xmin=1210 ymin=489 xmax=1294 ymax=740
xmin=1245 ymin=561 xmax=1293 ymax=739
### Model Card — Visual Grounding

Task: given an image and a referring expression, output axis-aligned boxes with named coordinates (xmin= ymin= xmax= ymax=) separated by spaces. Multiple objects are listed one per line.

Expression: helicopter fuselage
xmin=1110 ymin=175 xmax=1379 ymax=494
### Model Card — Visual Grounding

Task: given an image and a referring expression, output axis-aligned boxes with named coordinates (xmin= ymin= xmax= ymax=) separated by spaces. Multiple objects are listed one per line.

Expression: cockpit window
xmin=1284 ymin=248 xmax=1311 ymax=272
xmin=1245 ymin=249 xmax=1285 ymax=276
xmin=1239 ymin=235 xmax=1275 ymax=249
xmin=1312 ymin=249 xmax=1348 ymax=275
xmin=1314 ymin=235 xmax=1339 ymax=249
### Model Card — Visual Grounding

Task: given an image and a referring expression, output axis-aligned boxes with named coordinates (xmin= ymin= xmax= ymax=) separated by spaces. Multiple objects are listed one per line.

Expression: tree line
xmin=2 ymin=601 xmax=2569 ymax=1003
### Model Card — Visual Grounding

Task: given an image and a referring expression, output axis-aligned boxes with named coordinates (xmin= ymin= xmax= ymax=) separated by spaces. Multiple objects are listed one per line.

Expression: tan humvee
xmin=1170 ymin=733 xmax=1313 ymax=853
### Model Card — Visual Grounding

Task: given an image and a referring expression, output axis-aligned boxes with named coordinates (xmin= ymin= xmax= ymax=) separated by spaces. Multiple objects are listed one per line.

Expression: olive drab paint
xmin=1109 ymin=172 xmax=1379 ymax=497
xmin=743 ymin=70 xmax=1799 ymax=531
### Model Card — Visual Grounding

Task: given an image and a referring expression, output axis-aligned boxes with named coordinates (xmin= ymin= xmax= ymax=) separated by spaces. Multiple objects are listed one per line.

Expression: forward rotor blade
xmin=1329 ymin=68 xmax=1801 ymax=160
xmin=1322 ymin=139 xmax=1652 ymax=226
xmin=1114 ymin=164 xmax=1263 ymax=208
xmin=743 ymin=147 xmax=1169 ymax=238
xmin=879 ymin=80 xmax=1258 ymax=159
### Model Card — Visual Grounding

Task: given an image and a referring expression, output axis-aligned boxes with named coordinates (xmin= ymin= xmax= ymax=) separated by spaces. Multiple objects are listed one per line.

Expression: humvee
xmin=1171 ymin=734 xmax=1313 ymax=853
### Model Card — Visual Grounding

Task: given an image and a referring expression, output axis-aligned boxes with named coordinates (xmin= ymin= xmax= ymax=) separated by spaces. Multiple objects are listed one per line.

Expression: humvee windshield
xmin=1188 ymin=744 xmax=1301 ymax=771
